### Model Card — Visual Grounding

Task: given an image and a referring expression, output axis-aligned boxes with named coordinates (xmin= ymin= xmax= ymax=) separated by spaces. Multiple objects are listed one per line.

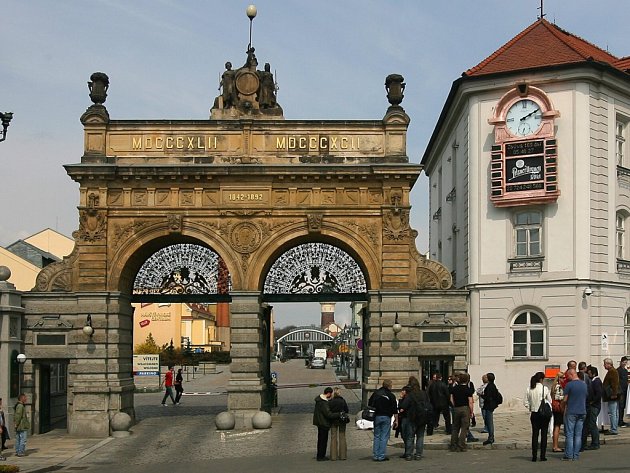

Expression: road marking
xmin=220 ymin=430 xmax=267 ymax=442
xmin=182 ymin=391 xmax=226 ymax=396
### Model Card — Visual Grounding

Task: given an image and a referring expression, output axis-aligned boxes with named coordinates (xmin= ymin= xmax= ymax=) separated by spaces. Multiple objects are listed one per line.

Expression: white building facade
xmin=422 ymin=19 xmax=630 ymax=403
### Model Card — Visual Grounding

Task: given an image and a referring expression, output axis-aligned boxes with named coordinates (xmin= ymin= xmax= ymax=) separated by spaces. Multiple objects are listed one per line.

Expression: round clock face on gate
xmin=505 ymin=99 xmax=542 ymax=137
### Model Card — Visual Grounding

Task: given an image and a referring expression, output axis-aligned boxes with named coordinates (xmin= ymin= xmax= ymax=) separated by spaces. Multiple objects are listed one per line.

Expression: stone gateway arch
xmin=13 ymin=53 xmax=468 ymax=436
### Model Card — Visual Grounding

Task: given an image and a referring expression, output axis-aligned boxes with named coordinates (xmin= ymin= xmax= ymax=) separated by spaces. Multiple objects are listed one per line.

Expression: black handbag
xmin=361 ymin=407 xmax=376 ymax=422
xmin=537 ymin=386 xmax=552 ymax=420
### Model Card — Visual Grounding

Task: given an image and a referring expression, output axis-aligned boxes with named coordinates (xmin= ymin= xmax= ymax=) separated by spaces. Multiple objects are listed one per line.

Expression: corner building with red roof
xmin=422 ymin=19 xmax=630 ymax=403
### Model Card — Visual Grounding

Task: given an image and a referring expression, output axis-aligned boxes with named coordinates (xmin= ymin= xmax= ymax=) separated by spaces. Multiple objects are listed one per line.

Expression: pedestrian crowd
xmin=312 ymin=356 xmax=629 ymax=463
xmin=524 ymin=357 xmax=628 ymax=462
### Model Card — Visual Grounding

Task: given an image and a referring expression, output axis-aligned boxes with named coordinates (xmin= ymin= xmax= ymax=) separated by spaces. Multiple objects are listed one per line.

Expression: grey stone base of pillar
xmin=233 ymin=410 xmax=261 ymax=430
xmin=69 ymin=412 xmax=111 ymax=438
xmin=111 ymin=430 xmax=131 ymax=438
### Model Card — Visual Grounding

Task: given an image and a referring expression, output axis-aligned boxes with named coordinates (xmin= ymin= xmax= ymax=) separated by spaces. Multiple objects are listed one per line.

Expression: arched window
xmin=511 ymin=310 xmax=546 ymax=358
xmin=625 ymin=308 xmax=630 ymax=355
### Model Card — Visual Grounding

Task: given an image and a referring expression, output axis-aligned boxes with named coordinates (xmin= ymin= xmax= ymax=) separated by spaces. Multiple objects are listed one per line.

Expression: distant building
xmin=133 ymin=302 xmax=225 ymax=352
xmin=0 ymin=228 xmax=72 ymax=290
xmin=320 ymin=302 xmax=335 ymax=328
xmin=322 ymin=322 xmax=342 ymax=337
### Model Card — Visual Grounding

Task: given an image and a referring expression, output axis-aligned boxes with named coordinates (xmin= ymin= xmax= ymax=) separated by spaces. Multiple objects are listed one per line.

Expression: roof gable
xmin=466 ymin=19 xmax=620 ymax=77
xmin=5 ymin=240 xmax=60 ymax=268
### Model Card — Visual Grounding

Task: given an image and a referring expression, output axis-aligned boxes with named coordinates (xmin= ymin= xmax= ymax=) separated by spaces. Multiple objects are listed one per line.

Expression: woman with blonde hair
xmin=524 ymin=372 xmax=551 ymax=461
xmin=551 ymin=371 xmax=565 ymax=452
xmin=329 ymin=387 xmax=349 ymax=460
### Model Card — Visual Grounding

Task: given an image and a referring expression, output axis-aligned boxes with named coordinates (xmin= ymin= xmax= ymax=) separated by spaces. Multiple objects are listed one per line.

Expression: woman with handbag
xmin=551 ymin=371 xmax=565 ymax=452
xmin=524 ymin=372 xmax=552 ymax=461
xmin=329 ymin=387 xmax=349 ymax=460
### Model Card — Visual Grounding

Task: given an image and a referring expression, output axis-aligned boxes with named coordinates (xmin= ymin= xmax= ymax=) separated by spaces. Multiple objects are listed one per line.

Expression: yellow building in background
xmin=0 ymin=228 xmax=74 ymax=291
xmin=132 ymin=302 xmax=227 ymax=352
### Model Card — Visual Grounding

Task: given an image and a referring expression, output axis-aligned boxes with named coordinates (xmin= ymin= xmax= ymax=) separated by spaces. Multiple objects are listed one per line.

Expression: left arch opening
xmin=132 ymin=243 xmax=231 ymax=303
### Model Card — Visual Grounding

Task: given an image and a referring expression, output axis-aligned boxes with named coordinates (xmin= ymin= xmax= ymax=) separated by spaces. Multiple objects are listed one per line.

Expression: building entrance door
xmin=37 ymin=361 xmax=68 ymax=433
xmin=39 ymin=364 xmax=51 ymax=433
xmin=420 ymin=358 xmax=452 ymax=390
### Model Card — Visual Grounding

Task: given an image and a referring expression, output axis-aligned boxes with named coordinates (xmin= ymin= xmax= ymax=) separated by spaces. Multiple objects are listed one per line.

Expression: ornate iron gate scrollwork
xmin=133 ymin=243 xmax=231 ymax=295
xmin=263 ymin=243 xmax=366 ymax=295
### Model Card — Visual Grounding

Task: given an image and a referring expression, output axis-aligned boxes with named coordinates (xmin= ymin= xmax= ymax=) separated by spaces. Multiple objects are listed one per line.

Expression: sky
xmin=1 ymin=1 xmax=628 ymax=327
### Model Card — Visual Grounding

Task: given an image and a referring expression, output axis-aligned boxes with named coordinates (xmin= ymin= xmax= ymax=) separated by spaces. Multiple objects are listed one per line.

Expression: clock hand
xmin=520 ymin=108 xmax=540 ymax=121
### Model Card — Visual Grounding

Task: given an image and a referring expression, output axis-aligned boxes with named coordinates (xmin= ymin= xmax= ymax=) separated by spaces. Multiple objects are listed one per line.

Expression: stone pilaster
xmin=227 ymin=291 xmax=264 ymax=428
xmin=0 ymin=274 xmax=25 ymax=429
xmin=365 ymin=291 xmax=413 ymax=393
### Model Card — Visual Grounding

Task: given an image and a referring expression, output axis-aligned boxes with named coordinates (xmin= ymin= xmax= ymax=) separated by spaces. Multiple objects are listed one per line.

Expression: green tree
xmin=134 ymin=333 xmax=161 ymax=354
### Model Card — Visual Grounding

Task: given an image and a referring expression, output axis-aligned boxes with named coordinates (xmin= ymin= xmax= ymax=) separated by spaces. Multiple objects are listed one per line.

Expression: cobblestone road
xmin=47 ymin=360 xmax=630 ymax=473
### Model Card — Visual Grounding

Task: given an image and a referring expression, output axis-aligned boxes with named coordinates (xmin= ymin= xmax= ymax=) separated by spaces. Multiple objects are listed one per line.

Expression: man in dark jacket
xmin=369 ymin=379 xmax=398 ymax=461
xmin=313 ymin=387 xmax=341 ymax=461
xmin=585 ymin=365 xmax=603 ymax=449
xmin=427 ymin=373 xmax=451 ymax=435
xmin=479 ymin=372 xmax=500 ymax=445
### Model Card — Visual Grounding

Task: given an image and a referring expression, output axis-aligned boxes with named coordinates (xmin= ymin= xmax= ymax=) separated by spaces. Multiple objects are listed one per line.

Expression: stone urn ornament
xmin=88 ymin=72 xmax=110 ymax=105
xmin=385 ymin=74 xmax=405 ymax=107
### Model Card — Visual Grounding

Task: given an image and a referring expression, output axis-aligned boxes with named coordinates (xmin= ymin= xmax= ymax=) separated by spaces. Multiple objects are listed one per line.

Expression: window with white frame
xmin=617 ymin=212 xmax=626 ymax=259
xmin=625 ymin=308 xmax=630 ymax=355
xmin=617 ymin=120 xmax=627 ymax=167
xmin=511 ymin=310 xmax=546 ymax=358
xmin=50 ymin=362 xmax=67 ymax=395
xmin=514 ymin=211 xmax=542 ymax=257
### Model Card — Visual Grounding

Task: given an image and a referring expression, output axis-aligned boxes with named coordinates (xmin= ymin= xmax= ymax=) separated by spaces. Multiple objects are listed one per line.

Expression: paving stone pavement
xmin=4 ymin=360 xmax=629 ymax=473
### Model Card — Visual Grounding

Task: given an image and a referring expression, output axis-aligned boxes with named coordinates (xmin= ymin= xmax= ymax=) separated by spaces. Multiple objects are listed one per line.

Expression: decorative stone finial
xmin=0 ymin=266 xmax=11 ymax=281
xmin=81 ymin=72 xmax=110 ymax=124
xmin=88 ymin=72 xmax=110 ymax=105
xmin=385 ymin=74 xmax=405 ymax=107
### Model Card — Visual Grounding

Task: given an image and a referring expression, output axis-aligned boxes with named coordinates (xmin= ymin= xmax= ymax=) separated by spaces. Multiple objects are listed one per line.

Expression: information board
xmin=133 ymin=354 xmax=160 ymax=376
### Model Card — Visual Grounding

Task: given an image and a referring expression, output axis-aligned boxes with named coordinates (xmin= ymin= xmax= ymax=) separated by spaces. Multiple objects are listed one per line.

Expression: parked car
xmin=310 ymin=357 xmax=326 ymax=369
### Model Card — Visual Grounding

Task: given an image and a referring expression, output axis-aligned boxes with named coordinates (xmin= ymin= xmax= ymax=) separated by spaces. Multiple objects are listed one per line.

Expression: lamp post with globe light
xmin=17 ymin=353 xmax=26 ymax=395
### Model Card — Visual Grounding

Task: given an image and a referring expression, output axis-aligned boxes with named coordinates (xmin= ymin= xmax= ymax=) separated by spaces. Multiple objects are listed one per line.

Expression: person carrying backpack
xmin=399 ymin=378 xmax=431 ymax=460
xmin=479 ymin=372 xmax=502 ymax=445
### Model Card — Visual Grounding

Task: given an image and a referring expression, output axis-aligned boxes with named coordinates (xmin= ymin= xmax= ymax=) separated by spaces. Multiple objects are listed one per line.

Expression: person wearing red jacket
xmin=161 ymin=366 xmax=177 ymax=406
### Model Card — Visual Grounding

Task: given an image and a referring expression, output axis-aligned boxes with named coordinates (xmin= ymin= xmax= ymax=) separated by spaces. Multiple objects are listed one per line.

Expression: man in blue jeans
xmin=603 ymin=357 xmax=620 ymax=435
xmin=369 ymin=379 xmax=398 ymax=461
xmin=13 ymin=393 xmax=30 ymax=457
xmin=562 ymin=369 xmax=588 ymax=461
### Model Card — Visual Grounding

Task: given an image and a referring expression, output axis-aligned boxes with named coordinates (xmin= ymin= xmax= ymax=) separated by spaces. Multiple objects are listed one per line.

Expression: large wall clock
xmin=505 ymin=99 xmax=542 ymax=137
xmin=487 ymin=84 xmax=560 ymax=207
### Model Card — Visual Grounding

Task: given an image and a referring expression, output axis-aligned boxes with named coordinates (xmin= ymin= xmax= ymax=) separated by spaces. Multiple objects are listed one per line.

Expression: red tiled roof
xmin=465 ymin=19 xmax=621 ymax=77
xmin=615 ymin=57 xmax=630 ymax=73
